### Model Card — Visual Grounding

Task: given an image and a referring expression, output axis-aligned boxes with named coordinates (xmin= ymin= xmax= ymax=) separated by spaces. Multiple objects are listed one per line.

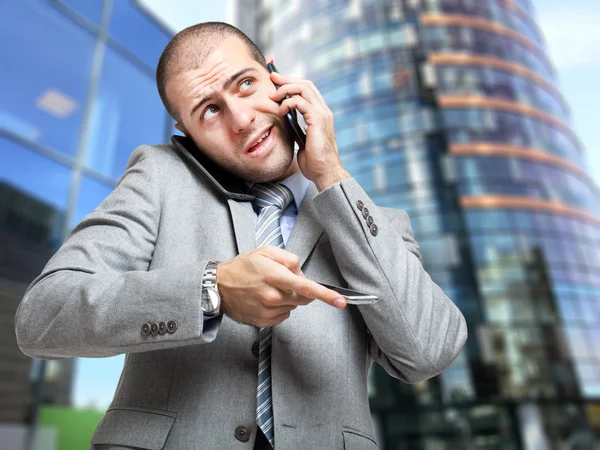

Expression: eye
xmin=239 ymin=79 xmax=254 ymax=92
xmin=202 ymin=105 xmax=219 ymax=120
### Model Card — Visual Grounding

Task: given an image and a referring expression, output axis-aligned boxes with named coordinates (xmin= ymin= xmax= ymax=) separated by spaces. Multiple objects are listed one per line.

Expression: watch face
xmin=203 ymin=287 xmax=220 ymax=313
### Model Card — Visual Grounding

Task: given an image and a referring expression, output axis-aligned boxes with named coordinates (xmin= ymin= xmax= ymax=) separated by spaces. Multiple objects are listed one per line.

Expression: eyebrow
xmin=189 ymin=67 xmax=259 ymax=118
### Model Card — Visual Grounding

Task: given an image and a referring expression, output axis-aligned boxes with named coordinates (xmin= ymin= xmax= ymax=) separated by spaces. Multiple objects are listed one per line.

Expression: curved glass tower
xmin=238 ymin=0 xmax=600 ymax=447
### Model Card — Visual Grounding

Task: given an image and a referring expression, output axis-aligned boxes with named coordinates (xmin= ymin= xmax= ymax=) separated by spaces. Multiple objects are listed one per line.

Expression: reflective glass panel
xmin=108 ymin=0 xmax=171 ymax=70
xmin=0 ymin=137 xmax=70 ymax=282
xmin=0 ymin=0 xmax=97 ymax=157
xmin=83 ymin=46 xmax=168 ymax=179
xmin=58 ymin=0 xmax=104 ymax=26
xmin=72 ymin=175 xmax=114 ymax=227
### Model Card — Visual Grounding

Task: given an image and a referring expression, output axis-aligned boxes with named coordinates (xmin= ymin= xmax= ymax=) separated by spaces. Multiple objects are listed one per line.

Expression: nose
xmin=227 ymin=98 xmax=256 ymax=134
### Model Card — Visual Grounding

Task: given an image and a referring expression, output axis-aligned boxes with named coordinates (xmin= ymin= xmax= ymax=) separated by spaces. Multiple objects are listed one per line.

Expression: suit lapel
xmin=227 ymin=183 xmax=323 ymax=266
xmin=285 ymin=183 xmax=323 ymax=268
xmin=227 ymin=199 xmax=256 ymax=255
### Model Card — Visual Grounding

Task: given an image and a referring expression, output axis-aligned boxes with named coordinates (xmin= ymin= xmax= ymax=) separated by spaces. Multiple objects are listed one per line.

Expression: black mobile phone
xmin=267 ymin=62 xmax=306 ymax=151
xmin=171 ymin=135 xmax=255 ymax=202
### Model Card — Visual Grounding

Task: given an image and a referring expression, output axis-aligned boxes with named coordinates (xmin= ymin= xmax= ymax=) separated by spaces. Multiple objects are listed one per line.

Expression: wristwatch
xmin=201 ymin=261 xmax=221 ymax=318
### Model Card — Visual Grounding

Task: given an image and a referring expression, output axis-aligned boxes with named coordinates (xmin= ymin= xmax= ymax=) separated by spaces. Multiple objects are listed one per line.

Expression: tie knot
xmin=251 ymin=183 xmax=294 ymax=213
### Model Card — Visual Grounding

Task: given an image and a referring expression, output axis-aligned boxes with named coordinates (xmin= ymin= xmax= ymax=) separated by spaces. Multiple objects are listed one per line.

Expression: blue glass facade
xmin=0 ymin=0 xmax=172 ymax=427
xmin=244 ymin=0 xmax=600 ymax=447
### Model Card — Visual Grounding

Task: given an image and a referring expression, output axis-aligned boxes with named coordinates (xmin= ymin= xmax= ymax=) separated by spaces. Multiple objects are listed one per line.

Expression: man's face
xmin=166 ymin=36 xmax=297 ymax=183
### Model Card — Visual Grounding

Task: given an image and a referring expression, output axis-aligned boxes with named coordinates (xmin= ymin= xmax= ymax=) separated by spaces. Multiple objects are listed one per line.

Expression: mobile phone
xmin=171 ymin=135 xmax=255 ymax=202
xmin=318 ymin=282 xmax=379 ymax=305
xmin=267 ymin=62 xmax=306 ymax=151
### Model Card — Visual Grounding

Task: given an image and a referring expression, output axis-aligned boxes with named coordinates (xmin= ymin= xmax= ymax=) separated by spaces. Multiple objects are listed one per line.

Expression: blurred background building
xmin=233 ymin=0 xmax=600 ymax=448
xmin=0 ymin=0 xmax=172 ymax=448
xmin=1 ymin=0 xmax=599 ymax=449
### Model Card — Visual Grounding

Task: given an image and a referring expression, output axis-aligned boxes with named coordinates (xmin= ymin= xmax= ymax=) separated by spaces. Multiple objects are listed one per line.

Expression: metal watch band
xmin=201 ymin=260 xmax=219 ymax=289
xmin=201 ymin=261 xmax=221 ymax=317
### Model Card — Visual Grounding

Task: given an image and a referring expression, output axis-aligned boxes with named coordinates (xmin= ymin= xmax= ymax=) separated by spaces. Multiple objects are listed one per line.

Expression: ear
xmin=174 ymin=123 xmax=187 ymax=135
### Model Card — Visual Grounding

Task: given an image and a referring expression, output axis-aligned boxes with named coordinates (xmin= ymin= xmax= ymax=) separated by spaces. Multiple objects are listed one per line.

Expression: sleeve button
xmin=370 ymin=223 xmax=378 ymax=236
xmin=141 ymin=323 xmax=151 ymax=337
xmin=167 ymin=320 xmax=178 ymax=333
xmin=150 ymin=323 xmax=159 ymax=336
xmin=158 ymin=321 xmax=167 ymax=335
xmin=367 ymin=215 xmax=374 ymax=226
xmin=356 ymin=200 xmax=364 ymax=211
xmin=362 ymin=207 xmax=369 ymax=219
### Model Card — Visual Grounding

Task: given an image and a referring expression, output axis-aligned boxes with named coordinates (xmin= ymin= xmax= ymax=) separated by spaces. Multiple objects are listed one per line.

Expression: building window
xmin=83 ymin=46 xmax=168 ymax=179
xmin=0 ymin=0 xmax=97 ymax=157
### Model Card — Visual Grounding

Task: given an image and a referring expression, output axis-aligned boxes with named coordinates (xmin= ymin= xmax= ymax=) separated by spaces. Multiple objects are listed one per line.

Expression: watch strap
xmin=201 ymin=261 xmax=220 ymax=316
xmin=202 ymin=261 xmax=219 ymax=289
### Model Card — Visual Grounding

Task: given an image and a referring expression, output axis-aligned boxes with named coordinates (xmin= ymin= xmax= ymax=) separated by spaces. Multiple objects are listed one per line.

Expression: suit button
xmin=370 ymin=223 xmax=378 ymax=236
xmin=367 ymin=215 xmax=374 ymax=226
xmin=356 ymin=200 xmax=364 ymax=211
xmin=141 ymin=323 xmax=151 ymax=337
xmin=362 ymin=207 xmax=369 ymax=219
xmin=234 ymin=426 xmax=250 ymax=442
xmin=252 ymin=341 xmax=259 ymax=357
xmin=158 ymin=322 xmax=167 ymax=335
xmin=167 ymin=320 xmax=178 ymax=334
xmin=150 ymin=323 xmax=159 ymax=336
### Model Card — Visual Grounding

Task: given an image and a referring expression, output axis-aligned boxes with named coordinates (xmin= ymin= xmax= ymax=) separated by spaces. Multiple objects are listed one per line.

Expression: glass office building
xmin=0 ymin=0 xmax=172 ymax=440
xmin=237 ymin=0 xmax=600 ymax=447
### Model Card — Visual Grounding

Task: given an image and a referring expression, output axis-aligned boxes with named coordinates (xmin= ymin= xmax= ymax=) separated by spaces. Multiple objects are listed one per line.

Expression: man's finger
xmin=278 ymin=291 xmax=314 ymax=307
xmin=271 ymin=272 xmax=347 ymax=309
xmin=269 ymin=82 xmax=323 ymax=108
xmin=260 ymin=245 xmax=302 ymax=274
xmin=277 ymin=96 xmax=312 ymax=119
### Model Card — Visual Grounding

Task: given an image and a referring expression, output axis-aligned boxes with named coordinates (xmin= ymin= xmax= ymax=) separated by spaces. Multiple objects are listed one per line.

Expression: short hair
xmin=156 ymin=22 xmax=266 ymax=123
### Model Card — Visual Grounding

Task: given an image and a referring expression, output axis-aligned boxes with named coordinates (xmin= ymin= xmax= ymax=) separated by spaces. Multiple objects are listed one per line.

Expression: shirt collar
xmin=277 ymin=169 xmax=310 ymax=212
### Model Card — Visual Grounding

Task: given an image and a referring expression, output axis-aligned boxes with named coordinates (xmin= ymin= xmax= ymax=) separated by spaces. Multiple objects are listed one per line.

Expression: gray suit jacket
xmin=15 ymin=143 xmax=467 ymax=449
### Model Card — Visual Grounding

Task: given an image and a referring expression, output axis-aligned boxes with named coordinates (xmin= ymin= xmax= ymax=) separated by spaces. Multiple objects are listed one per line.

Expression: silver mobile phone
xmin=318 ymin=282 xmax=379 ymax=305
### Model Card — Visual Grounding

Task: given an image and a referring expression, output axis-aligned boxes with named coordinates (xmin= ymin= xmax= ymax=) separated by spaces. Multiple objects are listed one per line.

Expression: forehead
xmin=168 ymin=37 xmax=262 ymax=102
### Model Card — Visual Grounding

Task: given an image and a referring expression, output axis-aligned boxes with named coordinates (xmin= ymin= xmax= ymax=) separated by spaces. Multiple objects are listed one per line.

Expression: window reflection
xmin=72 ymin=175 xmax=114 ymax=228
xmin=0 ymin=137 xmax=69 ymax=282
xmin=57 ymin=0 xmax=104 ymax=26
xmin=422 ymin=25 xmax=553 ymax=80
xmin=455 ymin=156 xmax=600 ymax=215
xmin=436 ymin=65 xmax=568 ymax=121
xmin=444 ymin=108 xmax=583 ymax=167
xmin=0 ymin=0 xmax=96 ymax=156
xmin=442 ymin=367 xmax=475 ymax=402
xmin=434 ymin=0 xmax=543 ymax=46
xmin=83 ymin=45 xmax=167 ymax=179
xmin=108 ymin=0 xmax=171 ymax=70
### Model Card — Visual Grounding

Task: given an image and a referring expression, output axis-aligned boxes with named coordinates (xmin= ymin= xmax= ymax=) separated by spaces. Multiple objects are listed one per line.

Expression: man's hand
xmin=268 ymin=70 xmax=351 ymax=192
xmin=215 ymin=246 xmax=347 ymax=327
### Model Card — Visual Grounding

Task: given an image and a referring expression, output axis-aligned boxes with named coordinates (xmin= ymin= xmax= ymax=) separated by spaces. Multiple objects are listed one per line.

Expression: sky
xmin=72 ymin=0 xmax=600 ymax=410
xmin=536 ymin=0 xmax=600 ymax=186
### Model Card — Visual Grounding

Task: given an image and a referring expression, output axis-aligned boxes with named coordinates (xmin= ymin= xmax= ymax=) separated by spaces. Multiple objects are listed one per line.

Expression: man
xmin=15 ymin=22 xmax=467 ymax=449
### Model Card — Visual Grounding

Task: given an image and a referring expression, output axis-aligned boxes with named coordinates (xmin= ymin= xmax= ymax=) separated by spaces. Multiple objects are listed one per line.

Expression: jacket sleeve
xmin=14 ymin=145 xmax=221 ymax=359
xmin=313 ymin=177 xmax=467 ymax=383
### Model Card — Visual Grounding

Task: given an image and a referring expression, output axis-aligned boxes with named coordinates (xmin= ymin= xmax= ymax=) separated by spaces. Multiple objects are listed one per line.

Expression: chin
xmin=258 ymin=145 xmax=296 ymax=182
xmin=249 ymin=157 xmax=295 ymax=184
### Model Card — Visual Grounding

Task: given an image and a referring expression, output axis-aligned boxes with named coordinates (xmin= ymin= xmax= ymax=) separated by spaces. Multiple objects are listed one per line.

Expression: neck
xmin=272 ymin=157 xmax=300 ymax=183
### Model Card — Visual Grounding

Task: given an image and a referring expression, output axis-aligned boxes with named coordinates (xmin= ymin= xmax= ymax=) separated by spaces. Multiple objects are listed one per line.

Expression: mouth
xmin=245 ymin=126 xmax=275 ymax=157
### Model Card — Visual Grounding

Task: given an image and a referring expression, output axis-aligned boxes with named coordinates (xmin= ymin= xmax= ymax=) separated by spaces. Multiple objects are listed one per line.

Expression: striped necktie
xmin=251 ymin=182 xmax=294 ymax=448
